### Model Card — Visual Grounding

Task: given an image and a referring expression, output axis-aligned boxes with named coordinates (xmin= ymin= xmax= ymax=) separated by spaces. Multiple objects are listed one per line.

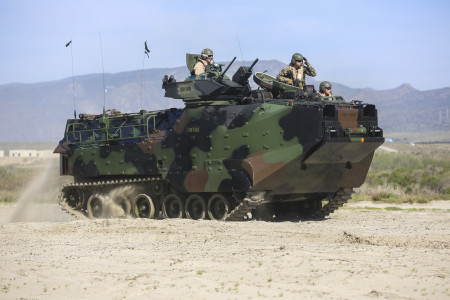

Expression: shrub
xmin=372 ymin=192 xmax=400 ymax=202
xmin=0 ymin=190 xmax=17 ymax=203
xmin=388 ymin=168 xmax=416 ymax=188
xmin=420 ymin=174 xmax=440 ymax=190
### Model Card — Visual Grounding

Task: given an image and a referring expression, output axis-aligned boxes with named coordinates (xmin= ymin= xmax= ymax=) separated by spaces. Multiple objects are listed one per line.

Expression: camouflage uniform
xmin=276 ymin=63 xmax=316 ymax=89
xmin=193 ymin=59 xmax=210 ymax=76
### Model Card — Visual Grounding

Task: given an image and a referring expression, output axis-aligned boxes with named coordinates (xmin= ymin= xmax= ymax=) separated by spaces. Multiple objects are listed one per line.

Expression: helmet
xmin=290 ymin=53 xmax=304 ymax=65
xmin=319 ymin=81 xmax=332 ymax=92
xmin=201 ymin=48 xmax=213 ymax=60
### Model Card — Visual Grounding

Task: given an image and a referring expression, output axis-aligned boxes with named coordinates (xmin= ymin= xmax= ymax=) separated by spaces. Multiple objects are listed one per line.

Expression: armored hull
xmin=55 ymin=60 xmax=384 ymax=220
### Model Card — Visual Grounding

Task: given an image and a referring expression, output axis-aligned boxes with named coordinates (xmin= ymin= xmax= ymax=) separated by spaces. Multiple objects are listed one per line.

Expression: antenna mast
xmin=140 ymin=53 xmax=145 ymax=109
xmin=99 ymin=33 xmax=106 ymax=114
xmin=236 ymin=34 xmax=245 ymax=66
xmin=65 ymin=39 xmax=76 ymax=120
xmin=140 ymin=40 xmax=150 ymax=109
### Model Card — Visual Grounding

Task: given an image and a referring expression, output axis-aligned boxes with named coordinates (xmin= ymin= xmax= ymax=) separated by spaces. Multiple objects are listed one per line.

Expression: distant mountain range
xmin=0 ymin=59 xmax=449 ymax=142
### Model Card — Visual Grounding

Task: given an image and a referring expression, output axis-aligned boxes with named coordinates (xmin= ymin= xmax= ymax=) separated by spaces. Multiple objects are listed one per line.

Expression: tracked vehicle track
xmin=59 ymin=179 xmax=352 ymax=221
xmin=59 ymin=194 xmax=88 ymax=220
xmin=225 ymin=192 xmax=265 ymax=221
xmin=59 ymin=177 xmax=163 ymax=220
xmin=307 ymin=188 xmax=353 ymax=219
xmin=226 ymin=188 xmax=353 ymax=222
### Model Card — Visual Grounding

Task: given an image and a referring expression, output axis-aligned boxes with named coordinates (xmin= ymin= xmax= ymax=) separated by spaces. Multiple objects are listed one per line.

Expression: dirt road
xmin=0 ymin=202 xmax=449 ymax=299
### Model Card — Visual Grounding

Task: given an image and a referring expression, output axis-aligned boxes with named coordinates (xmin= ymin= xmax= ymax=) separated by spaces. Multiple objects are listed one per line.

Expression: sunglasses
xmin=208 ymin=55 xmax=213 ymax=58
xmin=325 ymin=87 xmax=331 ymax=90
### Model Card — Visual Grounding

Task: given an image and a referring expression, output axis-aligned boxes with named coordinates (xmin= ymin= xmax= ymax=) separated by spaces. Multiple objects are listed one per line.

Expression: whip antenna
xmin=140 ymin=40 xmax=150 ymax=109
xmin=236 ymin=34 xmax=245 ymax=66
xmin=65 ymin=39 xmax=76 ymax=120
xmin=99 ymin=33 xmax=106 ymax=114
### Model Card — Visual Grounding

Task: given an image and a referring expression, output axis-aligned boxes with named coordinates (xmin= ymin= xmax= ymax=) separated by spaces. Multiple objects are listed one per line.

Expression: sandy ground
xmin=0 ymin=201 xmax=448 ymax=300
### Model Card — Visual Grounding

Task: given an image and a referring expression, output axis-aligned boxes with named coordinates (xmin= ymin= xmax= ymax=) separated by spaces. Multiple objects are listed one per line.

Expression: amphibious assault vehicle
xmin=55 ymin=55 xmax=384 ymax=220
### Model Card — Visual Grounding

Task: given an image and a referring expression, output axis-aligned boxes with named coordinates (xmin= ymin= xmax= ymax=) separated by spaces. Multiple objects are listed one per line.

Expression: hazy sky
xmin=1 ymin=0 xmax=449 ymax=90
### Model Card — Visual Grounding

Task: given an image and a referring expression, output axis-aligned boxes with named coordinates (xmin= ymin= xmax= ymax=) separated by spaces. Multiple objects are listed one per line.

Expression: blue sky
xmin=0 ymin=0 xmax=449 ymax=90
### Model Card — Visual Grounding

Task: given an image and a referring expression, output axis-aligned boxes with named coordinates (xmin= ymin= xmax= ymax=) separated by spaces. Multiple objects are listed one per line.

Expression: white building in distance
xmin=8 ymin=150 xmax=54 ymax=158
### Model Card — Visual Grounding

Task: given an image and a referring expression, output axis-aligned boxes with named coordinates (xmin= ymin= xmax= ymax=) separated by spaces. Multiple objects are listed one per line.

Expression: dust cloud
xmin=2 ymin=157 xmax=141 ymax=223
xmin=6 ymin=158 xmax=69 ymax=223
xmin=96 ymin=185 xmax=138 ymax=218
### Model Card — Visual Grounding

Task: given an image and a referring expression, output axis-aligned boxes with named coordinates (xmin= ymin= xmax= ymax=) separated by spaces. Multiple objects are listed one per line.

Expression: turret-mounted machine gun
xmin=253 ymin=72 xmax=320 ymax=101
xmin=163 ymin=56 xmax=259 ymax=105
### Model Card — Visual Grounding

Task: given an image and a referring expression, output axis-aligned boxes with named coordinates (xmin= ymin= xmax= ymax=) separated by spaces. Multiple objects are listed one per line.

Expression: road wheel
xmin=64 ymin=187 xmax=85 ymax=210
xmin=207 ymin=194 xmax=230 ymax=221
xmin=133 ymin=194 xmax=156 ymax=218
xmin=185 ymin=194 xmax=207 ymax=220
xmin=87 ymin=194 xmax=105 ymax=218
xmin=162 ymin=194 xmax=184 ymax=218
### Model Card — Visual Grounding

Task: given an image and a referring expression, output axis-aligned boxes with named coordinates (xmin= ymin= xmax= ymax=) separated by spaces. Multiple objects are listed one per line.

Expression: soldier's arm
xmin=276 ymin=67 xmax=294 ymax=85
xmin=304 ymin=59 xmax=316 ymax=77
xmin=305 ymin=64 xmax=316 ymax=77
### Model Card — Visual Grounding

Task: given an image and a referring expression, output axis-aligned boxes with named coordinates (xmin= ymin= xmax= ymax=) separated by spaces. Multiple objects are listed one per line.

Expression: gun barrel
xmin=249 ymin=58 xmax=259 ymax=70
xmin=221 ymin=56 xmax=237 ymax=77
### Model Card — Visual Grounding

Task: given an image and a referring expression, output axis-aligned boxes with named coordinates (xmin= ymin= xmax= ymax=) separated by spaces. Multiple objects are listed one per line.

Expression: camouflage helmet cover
xmin=291 ymin=53 xmax=304 ymax=64
xmin=319 ymin=81 xmax=332 ymax=92
xmin=201 ymin=48 xmax=214 ymax=59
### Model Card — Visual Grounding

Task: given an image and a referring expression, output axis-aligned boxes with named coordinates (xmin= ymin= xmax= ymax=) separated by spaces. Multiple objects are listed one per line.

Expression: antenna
xmin=99 ymin=33 xmax=106 ymax=114
xmin=236 ymin=34 xmax=245 ymax=66
xmin=140 ymin=54 xmax=145 ymax=110
xmin=140 ymin=40 xmax=150 ymax=109
xmin=65 ymin=39 xmax=76 ymax=120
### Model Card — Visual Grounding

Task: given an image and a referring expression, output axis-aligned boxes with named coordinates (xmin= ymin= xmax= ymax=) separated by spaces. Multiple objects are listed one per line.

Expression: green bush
xmin=372 ymin=192 xmax=400 ymax=202
xmin=361 ymin=149 xmax=450 ymax=201
xmin=0 ymin=166 xmax=34 ymax=191
xmin=420 ymin=174 xmax=440 ymax=190
xmin=416 ymin=198 xmax=429 ymax=204
xmin=0 ymin=165 xmax=45 ymax=203
xmin=0 ymin=190 xmax=17 ymax=203
xmin=388 ymin=168 xmax=416 ymax=188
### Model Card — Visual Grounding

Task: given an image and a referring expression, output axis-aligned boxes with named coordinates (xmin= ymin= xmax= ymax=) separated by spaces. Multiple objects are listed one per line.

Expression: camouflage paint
xmin=56 ymin=70 xmax=384 ymax=208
